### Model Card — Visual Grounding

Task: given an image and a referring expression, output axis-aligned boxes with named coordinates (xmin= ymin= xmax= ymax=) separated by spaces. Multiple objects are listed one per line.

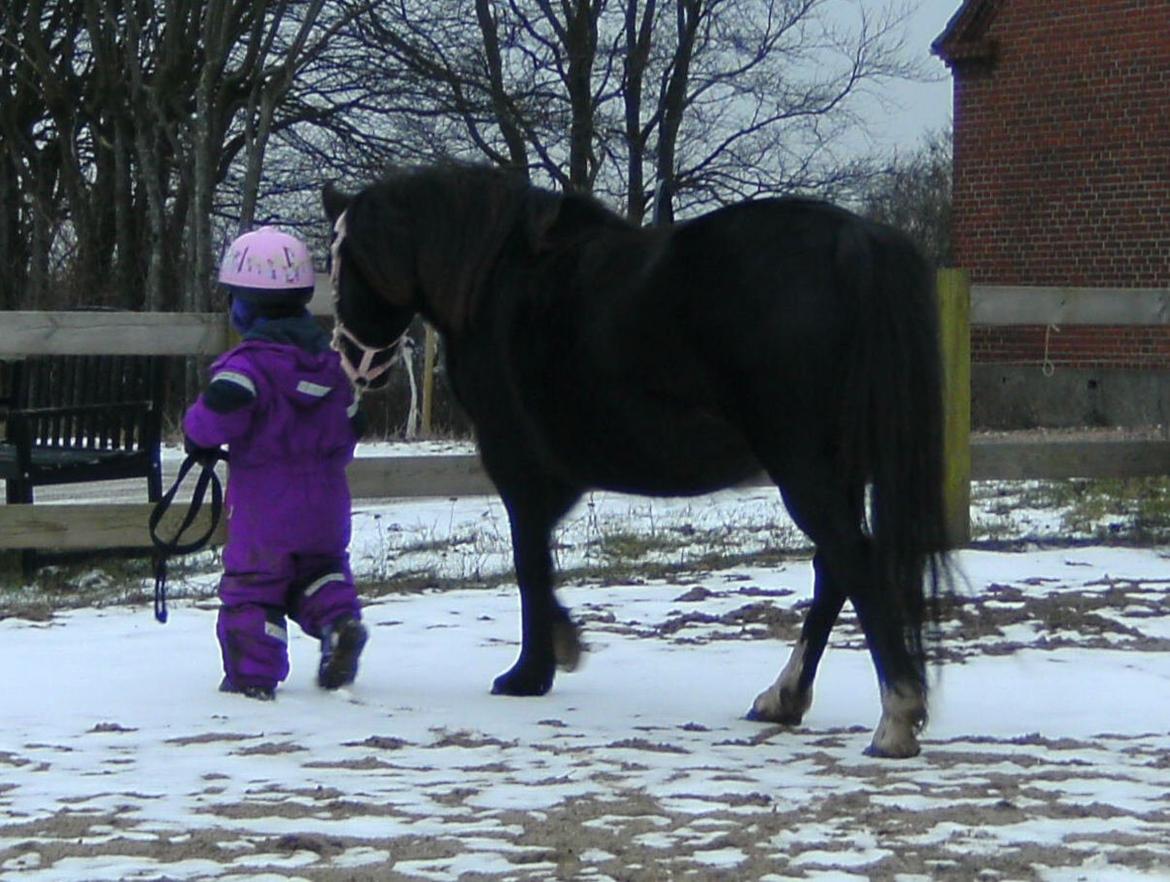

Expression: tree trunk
xmin=623 ymin=0 xmax=656 ymax=222
xmin=112 ymin=123 xmax=139 ymax=309
xmin=654 ymin=0 xmax=700 ymax=224
xmin=238 ymin=86 xmax=280 ymax=234
xmin=27 ymin=195 xmax=52 ymax=309
xmin=476 ymin=0 xmax=530 ymax=174
xmin=563 ymin=1 xmax=600 ymax=191
xmin=0 ymin=158 xmax=23 ymax=309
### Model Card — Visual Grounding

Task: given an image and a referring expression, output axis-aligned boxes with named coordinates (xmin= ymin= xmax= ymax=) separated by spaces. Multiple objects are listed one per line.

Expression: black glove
xmin=183 ymin=435 xmax=224 ymax=466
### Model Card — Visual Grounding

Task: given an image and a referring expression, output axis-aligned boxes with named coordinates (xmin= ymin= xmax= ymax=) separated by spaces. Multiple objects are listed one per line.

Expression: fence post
xmin=421 ymin=323 xmax=437 ymax=435
xmin=937 ymin=268 xmax=971 ymax=547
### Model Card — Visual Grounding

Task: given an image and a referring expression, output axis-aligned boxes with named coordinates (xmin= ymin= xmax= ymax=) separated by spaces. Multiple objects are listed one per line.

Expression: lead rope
xmin=401 ymin=336 xmax=419 ymax=438
xmin=148 ymin=450 xmax=228 ymax=623
xmin=1042 ymin=322 xmax=1061 ymax=378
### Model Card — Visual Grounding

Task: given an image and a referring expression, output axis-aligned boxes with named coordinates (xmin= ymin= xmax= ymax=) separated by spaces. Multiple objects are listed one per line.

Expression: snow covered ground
xmin=2 ymin=443 xmax=1170 ymax=881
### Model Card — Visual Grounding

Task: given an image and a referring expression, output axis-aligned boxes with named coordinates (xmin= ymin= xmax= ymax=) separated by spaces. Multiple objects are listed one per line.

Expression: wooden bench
xmin=0 ymin=355 xmax=165 ymax=507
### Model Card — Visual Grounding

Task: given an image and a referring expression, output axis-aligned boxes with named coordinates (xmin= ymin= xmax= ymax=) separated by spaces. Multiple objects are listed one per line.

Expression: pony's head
xmin=323 ymin=165 xmax=615 ymax=388
xmin=322 ymin=181 xmax=416 ymax=391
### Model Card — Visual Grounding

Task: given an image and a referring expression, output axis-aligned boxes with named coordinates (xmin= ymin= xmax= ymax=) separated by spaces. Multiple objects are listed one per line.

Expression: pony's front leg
xmin=491 ymin=502 xmax=582 ymax=696
xmin=492 ymin=578 xmax=557 ymax=695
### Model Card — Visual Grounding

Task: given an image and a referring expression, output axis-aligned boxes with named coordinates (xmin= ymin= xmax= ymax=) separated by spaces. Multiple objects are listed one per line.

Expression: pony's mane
xmin=350 ymin=164 xmax=631 ymax=333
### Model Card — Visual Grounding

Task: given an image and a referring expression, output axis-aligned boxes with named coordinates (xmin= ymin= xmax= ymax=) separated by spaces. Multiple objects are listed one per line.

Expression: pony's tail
xmin=839 ymin=222 xmax=950 ymax=679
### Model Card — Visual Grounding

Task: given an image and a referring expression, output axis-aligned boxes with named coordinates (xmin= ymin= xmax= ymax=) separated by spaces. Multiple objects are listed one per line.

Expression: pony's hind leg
xmin=761 ymin=460 xmax=925 ymax=758
xmin=849 ymin=577 xmax=928 ymax=758
xmin=748 ymin=551 xmax=846 ymax=725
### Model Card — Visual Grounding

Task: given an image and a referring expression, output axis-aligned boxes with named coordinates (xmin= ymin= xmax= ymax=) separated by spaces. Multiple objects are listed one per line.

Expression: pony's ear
xmin=322 ymin=182 xmax=351 ymax=223
xmin=522 ymin=189 xmax=563 ymax=253
xmin=524 ymin=190 xmax=617 ymax=252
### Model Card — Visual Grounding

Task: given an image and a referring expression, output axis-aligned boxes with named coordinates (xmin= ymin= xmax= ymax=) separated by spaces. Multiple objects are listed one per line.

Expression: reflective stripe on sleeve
xmin=210 ymin=370 xmax=257 ymax=397
xmin=296 ymin=380 xmax=332 ymax=397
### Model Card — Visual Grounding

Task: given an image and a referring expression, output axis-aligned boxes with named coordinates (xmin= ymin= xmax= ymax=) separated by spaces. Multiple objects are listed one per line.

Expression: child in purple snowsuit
xmin=183 ymin=226 xmax=367 ymax=701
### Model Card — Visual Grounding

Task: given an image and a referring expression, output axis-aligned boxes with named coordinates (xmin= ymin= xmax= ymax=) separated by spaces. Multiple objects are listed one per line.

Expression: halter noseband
xmin=332 ymin=323 xmax=404 ymax=389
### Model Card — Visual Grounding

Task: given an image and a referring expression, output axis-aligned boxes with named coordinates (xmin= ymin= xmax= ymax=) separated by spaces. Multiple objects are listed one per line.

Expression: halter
xmin=331 ymin=322 xmax=404 ymax=389
xmin=329 ymin=210 xmax=406 ymax=390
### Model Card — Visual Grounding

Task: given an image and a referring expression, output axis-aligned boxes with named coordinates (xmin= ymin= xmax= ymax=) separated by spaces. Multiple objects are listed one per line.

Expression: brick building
xmin=933 ymin=0 xmax=1170 ymax=425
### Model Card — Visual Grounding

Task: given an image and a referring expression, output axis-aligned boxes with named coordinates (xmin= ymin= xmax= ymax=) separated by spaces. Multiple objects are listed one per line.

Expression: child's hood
xmin=232 ymin=336 xmax=348 ymax=407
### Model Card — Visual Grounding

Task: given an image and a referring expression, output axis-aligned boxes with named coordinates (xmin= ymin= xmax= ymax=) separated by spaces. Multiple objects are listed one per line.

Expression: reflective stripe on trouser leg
xmin=288 ymin=555 xmax=361 ymax=639
xmin=217 ymin=603 xmax=290 ymax=689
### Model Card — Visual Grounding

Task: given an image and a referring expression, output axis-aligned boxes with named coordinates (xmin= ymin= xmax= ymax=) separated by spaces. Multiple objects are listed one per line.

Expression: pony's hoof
xmin=864 ymin=684 xmax=925 ymax=758
xmin=746 ymin=685 xmax=810 ymax=725
xmin=491 ymin=663 xmax=554 ymax=696
xmin=745 ymin=705 xmax=803 ymax=726
xmin=554 ymin=618 xmax=584 ymax=672
xmin=863 ymin=736 xmax=921 ymax=759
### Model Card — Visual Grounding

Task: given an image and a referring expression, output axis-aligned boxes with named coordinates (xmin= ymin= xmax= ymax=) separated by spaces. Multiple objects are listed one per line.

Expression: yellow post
xmin=421 ymin=324 xmax=437 ymax=436
xmin=937 ymin=268 xmax=971 ymax=547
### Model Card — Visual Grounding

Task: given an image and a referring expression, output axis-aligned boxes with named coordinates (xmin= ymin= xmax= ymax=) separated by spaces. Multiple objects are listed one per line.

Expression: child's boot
xmin=318 ymin=616 xmax=368 ymax=689
xmin=219 ymin=676 xmax=276 ymax=701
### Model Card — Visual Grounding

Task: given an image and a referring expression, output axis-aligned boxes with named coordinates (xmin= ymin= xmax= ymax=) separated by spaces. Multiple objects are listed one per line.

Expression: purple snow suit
xmin=183 ymin=322 xmax=361 ymax=691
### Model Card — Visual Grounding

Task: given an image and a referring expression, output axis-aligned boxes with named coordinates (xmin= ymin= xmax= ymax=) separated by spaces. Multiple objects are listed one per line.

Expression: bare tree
xmin=2 ymin=0 xmax=930 ymax=322
xmin=338 ymin=0 xmax=923 ymax=220
xmin=1 ymin=1 xmax=350 ymax=313
xmin=861 ymin=127 xmax=952 ymax=267
xmin=104 ymin=1 xmax=343 ymax=312
xmin=1 ymin=1 xmax=115 ymax=307
xmin=0 ymin=0 xmax=64 ymax=307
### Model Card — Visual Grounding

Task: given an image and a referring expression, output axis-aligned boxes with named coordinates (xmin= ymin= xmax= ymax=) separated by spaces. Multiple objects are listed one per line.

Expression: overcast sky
xmin=860 ymin=0 xmax=959 ymax=155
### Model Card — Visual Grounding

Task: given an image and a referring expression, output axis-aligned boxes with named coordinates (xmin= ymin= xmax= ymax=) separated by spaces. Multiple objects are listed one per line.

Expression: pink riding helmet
xmin=219 ymin=226 xmax=315 ymax=290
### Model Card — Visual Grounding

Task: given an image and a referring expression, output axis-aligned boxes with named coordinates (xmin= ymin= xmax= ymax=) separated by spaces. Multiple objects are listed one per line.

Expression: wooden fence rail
xmin=0 ymin=456 xmax=497 ymax=550
xmin=0 ymin=311 xmax=229 ymax=357
xmin=3 ymin=275 xmax=1170 ymax=551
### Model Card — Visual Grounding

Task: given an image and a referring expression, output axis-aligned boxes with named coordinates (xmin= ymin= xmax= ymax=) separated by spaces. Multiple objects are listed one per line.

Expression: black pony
xmin=323 ymin=164 xmax=950 ymax=758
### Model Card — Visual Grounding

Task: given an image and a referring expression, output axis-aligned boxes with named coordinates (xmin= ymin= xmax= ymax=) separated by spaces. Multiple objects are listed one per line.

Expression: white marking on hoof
xmin=749 ymin=640 xmax=811 ymax=724
xmin=865 ymin=683 xmax=926 ymax=758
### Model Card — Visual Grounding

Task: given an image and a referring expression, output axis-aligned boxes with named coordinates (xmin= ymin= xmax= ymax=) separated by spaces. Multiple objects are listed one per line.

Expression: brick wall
xmin=973 ymin=324 xmax=1170 ymax=368
xmin=945 ymin=0 xmax=1170 ymax=366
